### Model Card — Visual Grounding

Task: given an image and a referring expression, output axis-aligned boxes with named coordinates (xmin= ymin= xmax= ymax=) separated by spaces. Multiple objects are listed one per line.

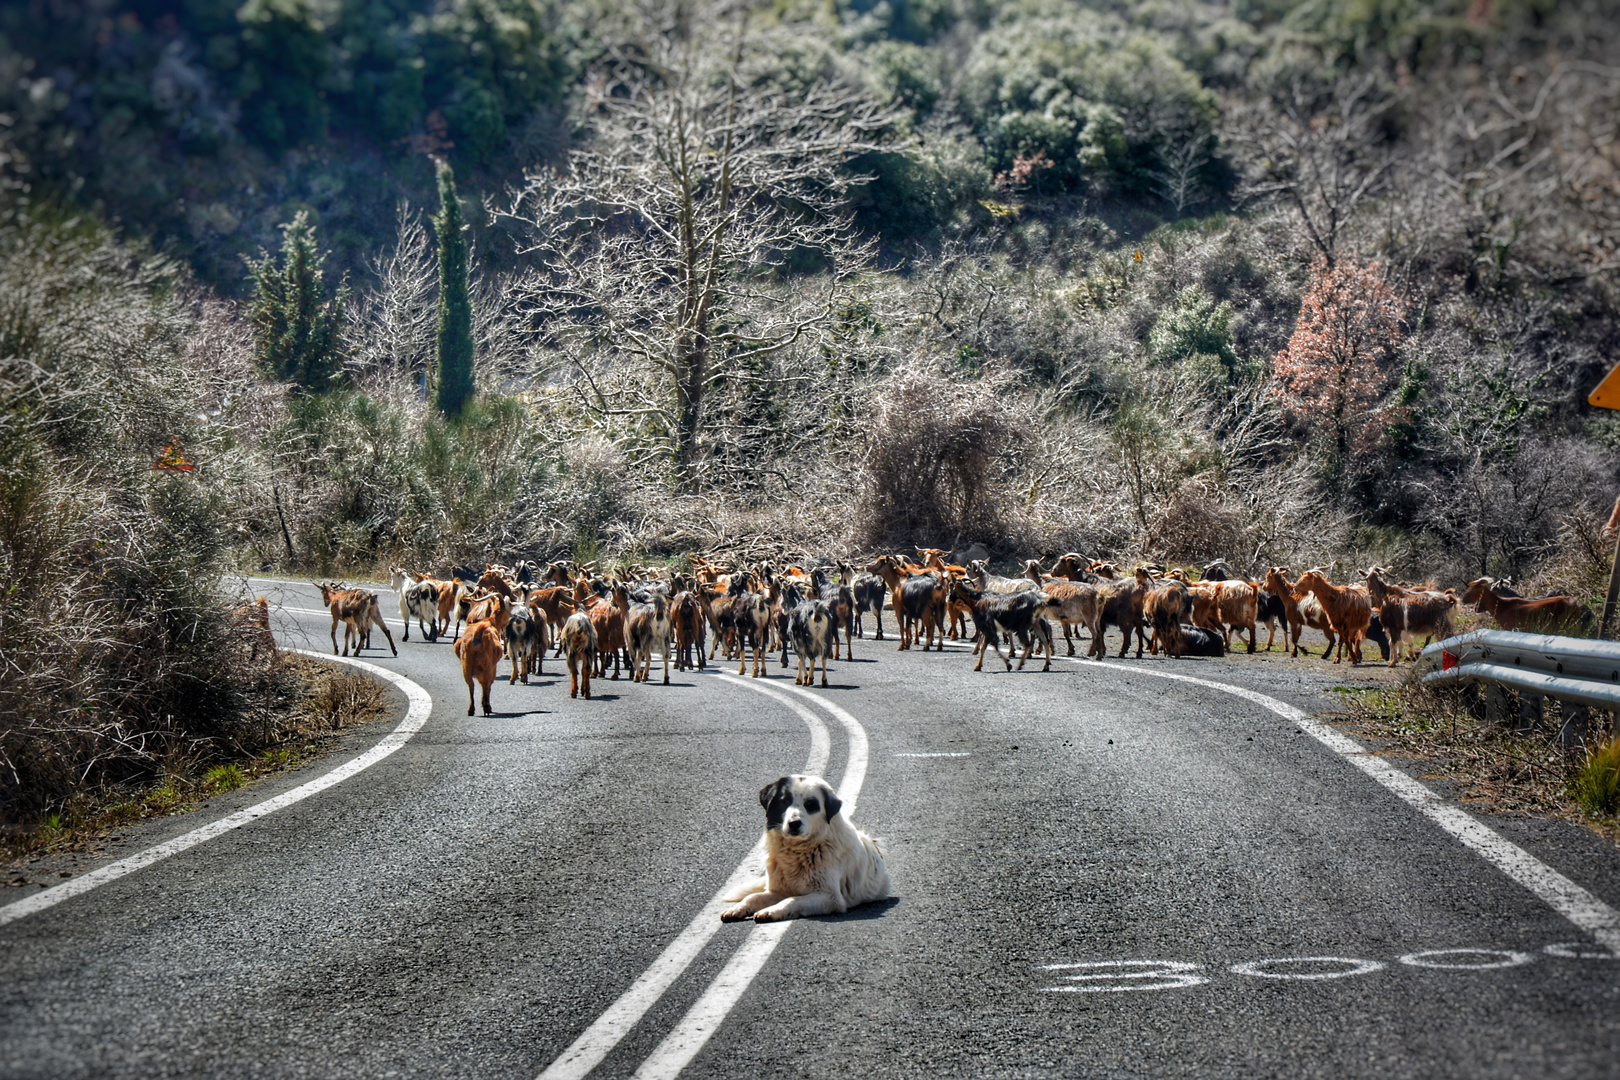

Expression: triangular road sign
xmin=1591 ymin=364 xmax=1620 ymax=409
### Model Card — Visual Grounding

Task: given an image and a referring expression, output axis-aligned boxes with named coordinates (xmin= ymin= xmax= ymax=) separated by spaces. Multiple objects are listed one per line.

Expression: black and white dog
xmin=721 ymin=775 xmax=890 ymax=923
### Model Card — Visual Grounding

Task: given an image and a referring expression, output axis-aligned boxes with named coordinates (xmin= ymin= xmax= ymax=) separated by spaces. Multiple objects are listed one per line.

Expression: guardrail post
xmin=1561 ymin=704 xmax=1590 ymax=756
xmin=1518 ymin=693 xmax=1544 ymax=734
xmin=1485 ymin=683 xmax=1509 ymax=726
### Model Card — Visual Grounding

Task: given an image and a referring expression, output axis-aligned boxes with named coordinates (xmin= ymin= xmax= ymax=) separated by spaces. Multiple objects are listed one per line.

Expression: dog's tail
xmin=721 ymin=876 xmax=768 ymax=903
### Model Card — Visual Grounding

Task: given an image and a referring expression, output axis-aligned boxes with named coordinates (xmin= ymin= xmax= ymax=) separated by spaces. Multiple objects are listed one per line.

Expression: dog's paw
xmin=752 ymin=908 xmax=786 ymax=923
xmin=719 ymin=905 xmax=751 ymax=923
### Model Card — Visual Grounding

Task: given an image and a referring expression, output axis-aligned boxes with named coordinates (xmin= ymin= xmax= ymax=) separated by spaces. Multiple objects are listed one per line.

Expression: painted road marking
xmin=536 ymin=674 xmax=833 ymax=1080
xmin=0 ymin=652 xmax=430 ymax=929
xmin=1044 ymin=943 xmax=1600 ymax=991
xmin=626 ymin=685 xmax=870 ymax=1080
xmin=1041 ymin=960 xmax=1209 ymax=992
xmin=1399 ymin=948 xmax=1535 ymax=970
xmin=1229 ymin=957 xmax=1386 ymax=980
xmin=940 ymin=635 xmax=1620 ymax=955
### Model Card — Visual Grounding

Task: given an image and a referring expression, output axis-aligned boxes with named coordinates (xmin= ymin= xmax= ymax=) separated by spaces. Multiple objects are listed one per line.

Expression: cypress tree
xmin=245 ymin=211 xmax=347 ymax=391
xmin=433 ymin=159 xmax=476 ymax=418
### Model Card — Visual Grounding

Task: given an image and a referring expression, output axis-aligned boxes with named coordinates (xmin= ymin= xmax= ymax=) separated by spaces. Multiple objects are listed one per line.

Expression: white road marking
xmin=535 ymin=675 xmax=831 ymax=1080
xmin=895 ymin=752 xmax=971 ymax=757
xmin=627 ymin=686 xmax=870 ymax=1080
xmin=1399 ymin=948 xmax=1534 ymax=970
xmin=1229 ymin=957 xmax=1386 ymax=980
xmin=1040 ymin=960 xmax=1208 ymax=992
xmin=0 ymin=652 xmax=430 ymax=929
xmin=1055 ymin=654 xmax=1620 ymax=953
xmin=1544 ymin=941 xmax=1618 ymax=959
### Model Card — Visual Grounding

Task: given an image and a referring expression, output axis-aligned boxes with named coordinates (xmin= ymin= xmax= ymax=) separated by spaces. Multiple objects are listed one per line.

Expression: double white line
xmin=539 ymin=674 xmax=871 ymax=1080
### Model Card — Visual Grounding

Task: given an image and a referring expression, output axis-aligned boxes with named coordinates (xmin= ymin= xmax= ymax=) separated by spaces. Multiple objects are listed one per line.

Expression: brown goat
xmin=560 ymin=610 xmax=597 ymax=699
xmin=314 ymin=582 xmax=397 ymax=657
xmin=1460 ymin=578 xmax=1589 ymax=633
xmin=454 ymin=620 xmax=503 ymax=716
xmin=1290 ymin=569 xmax=1370 ymax=664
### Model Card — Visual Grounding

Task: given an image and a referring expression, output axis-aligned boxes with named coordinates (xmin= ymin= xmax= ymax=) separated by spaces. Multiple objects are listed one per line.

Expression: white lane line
xmin=536 ymin=674 xmax=831 ymax=1080
xmin=0 ymin=651 xmax=430 ymax=929
xmin=1054 ymin=653 xmax=1620 ymax=951
xmin=630 ymin=685 xmax=869 ymax=1080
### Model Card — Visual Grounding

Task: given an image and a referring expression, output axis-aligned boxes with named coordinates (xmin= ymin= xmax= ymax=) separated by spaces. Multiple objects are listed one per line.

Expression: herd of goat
xmin=305 ymin=550 xmax=1592 ymax=717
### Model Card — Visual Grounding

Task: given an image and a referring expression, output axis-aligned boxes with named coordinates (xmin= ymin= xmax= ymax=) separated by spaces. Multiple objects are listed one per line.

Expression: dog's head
xmin=759 ymin=774 xmax=842 ymax=841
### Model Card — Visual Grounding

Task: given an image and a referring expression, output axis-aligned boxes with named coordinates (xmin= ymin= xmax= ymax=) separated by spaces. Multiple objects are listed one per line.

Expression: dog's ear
xmin=821 ymin=784 xmax=842 ymax=820
xmin=759 ymin=777 xmax=793 ymax=828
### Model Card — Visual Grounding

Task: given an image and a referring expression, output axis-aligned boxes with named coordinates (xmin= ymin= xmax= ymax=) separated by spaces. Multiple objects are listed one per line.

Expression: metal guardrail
xmin=1419 ymin=630 xmax=1620 ymax=710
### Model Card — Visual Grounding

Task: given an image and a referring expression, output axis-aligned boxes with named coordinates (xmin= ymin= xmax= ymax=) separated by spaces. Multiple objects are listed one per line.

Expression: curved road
xmin=3 ymin=578 xmax=1619 ymax=1078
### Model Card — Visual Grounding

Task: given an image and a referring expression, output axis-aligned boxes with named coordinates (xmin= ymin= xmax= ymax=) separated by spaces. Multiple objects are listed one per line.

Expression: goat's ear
xmin=822 ymin=784 xmax=843 ymax=820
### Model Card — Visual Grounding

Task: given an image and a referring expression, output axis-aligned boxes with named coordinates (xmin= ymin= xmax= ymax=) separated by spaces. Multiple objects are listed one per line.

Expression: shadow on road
xmin=820 ymin=896 xmax=900 ymax=922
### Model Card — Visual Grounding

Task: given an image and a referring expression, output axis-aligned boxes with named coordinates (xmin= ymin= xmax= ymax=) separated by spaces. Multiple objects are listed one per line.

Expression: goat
xmin=560 ymin=611 xmax=597 ymax=699
xmin=844 ymin=562 xmax=888 ymax=641
xmin=1180 ymin=625 xmax=1226 ymax=657
xmin=1460 ymin=578 xmax=1590 ymax=634
xmin=1264 ymin=567 xmax=1335 ymax=659
xmin=314 ymin=582 xmax=397 ymax=657
xmin=503 ymin=604 xmax=546 ymax=684
xmin=1092 ymin=570 xmax=1149 ymax=659
xmin=897 ymin=572 xmax=947 ymax=652
xmin=790 ymin=598 xmax=838 ymax=686
xmin=627 ymin=592 xmax=673 ymax=685
xmin=1291 ymin=569 xmax=1371 ymax=664
xmin=671 ymin=590 xmax=707 ymax=671
xmin=811 ymin=567 xmax=856 ymax=660
xmin=949 ymin=578 xmax=1058 ymax=672
xmin=584 ymin=580 xmax=630 ymax=680
xmin=1364 ymin=567 xmax=1456 ymax=664
xmin=1030 ymin=573 xmax=1102 ymax=657
xmin=730 ymin=575 xmax=773 ymax=678
xmin=1144 ymin=581 xmax=1190 ymax=657
xmin=454 ymin=619 xmax=503 ymax=716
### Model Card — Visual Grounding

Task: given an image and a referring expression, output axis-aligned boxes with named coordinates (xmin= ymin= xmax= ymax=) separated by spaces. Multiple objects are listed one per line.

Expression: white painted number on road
xmin=1543 ymin=941 xmax=1619 ymax=959
xmin=1040 ymin=960 xmax=1208 ymax=993
xmin=1398 ymin=949 xmax=1534 ymax=970
xmin=1229 ymin=956 xmax=1386 ymax=981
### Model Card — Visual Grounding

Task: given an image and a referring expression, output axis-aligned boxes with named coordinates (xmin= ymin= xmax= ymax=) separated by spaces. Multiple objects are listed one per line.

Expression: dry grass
xmin=2 ymin=655 xmax=391 ymax=863
xmin=1334 ymin=675 xmax=1620 ymax=844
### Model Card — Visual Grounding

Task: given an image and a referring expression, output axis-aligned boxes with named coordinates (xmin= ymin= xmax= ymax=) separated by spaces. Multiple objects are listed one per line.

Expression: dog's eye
xmin=804 ymin=798 xmax=820 ymax=814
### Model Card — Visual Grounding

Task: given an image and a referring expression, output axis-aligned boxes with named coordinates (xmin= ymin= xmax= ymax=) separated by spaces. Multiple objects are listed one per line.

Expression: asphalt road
xmin=4 ymin=578 xmax=1620 ymax=1079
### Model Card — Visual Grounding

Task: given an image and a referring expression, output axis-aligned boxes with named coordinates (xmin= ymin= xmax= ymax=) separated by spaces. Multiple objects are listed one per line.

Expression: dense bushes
xmin=0 ymin=209 xmax=275 ymax=826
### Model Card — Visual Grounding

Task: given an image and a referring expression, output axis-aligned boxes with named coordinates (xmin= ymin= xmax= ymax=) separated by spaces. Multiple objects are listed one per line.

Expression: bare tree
xmin=1229 ymin=74 xmax=1397 ymax=265
xmin=498 ymin=6 xmax=897 ymax=489
xmin=347 ymin=202 xmax=438 ymax=386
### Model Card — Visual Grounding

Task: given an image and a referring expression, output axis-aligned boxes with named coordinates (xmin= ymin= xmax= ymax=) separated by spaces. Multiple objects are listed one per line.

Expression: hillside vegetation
xmin=2 ymin=0 xmax=1619 ymax=819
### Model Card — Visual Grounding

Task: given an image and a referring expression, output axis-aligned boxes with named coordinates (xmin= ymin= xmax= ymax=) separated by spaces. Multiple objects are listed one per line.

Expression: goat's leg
xmin=371 ymin=610 xmax=397 ymax=656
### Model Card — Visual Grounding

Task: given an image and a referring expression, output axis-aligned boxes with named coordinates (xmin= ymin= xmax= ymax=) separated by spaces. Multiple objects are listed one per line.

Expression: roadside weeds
xmin=1332 ymin=675 xmax=1620 ymax=847
xmin=3 ymin=655 xmax=391 ymax=874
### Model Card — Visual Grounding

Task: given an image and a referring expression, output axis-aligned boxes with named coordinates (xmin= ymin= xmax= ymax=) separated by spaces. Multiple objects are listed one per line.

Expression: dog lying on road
xmin=721 ymin=774 xmax=889 ymax=923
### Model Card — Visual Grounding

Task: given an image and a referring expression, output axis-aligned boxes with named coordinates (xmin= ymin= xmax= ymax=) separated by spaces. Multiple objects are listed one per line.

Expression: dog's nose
xmin=786 ymin=819 xmax=802 ymax=834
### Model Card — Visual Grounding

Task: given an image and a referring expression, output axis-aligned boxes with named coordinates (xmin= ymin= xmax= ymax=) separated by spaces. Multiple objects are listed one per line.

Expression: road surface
xmin=4 ymin=577 xmax=1619 ymax=1078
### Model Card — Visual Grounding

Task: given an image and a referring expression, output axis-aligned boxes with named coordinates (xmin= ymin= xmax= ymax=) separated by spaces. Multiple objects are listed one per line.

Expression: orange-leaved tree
xmin=1273 ymin=258 xmax=1406 ymax=477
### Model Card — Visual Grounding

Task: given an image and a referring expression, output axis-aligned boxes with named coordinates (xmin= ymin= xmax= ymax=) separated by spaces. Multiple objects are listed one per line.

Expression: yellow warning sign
xmin=1591 ymin=364 xmax=1620 ymax=409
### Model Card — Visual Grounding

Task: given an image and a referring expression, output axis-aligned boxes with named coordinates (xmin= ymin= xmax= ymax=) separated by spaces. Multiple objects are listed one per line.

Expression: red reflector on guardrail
xmin=1442 ymin=650 xmax=1457 ymax=672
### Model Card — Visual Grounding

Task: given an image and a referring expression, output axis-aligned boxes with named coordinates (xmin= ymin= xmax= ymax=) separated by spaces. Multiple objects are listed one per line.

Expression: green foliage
xmin=1148 ymin=286 xmax=1243 ymax=382
xmin=246 ymin=213 xmax=349 ymax=391
xmin=433 ymin=160 xmax=476 ymax=419
xmin=961 ymin=8 xmax=1216 ymax=193
xmin=235 ymin=0 xmax=332 ymax=151
xmin=1572 ymin=739 xmax=1620 ymax=817
xmin=204 ymin=763 xmax=248 ymax=793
